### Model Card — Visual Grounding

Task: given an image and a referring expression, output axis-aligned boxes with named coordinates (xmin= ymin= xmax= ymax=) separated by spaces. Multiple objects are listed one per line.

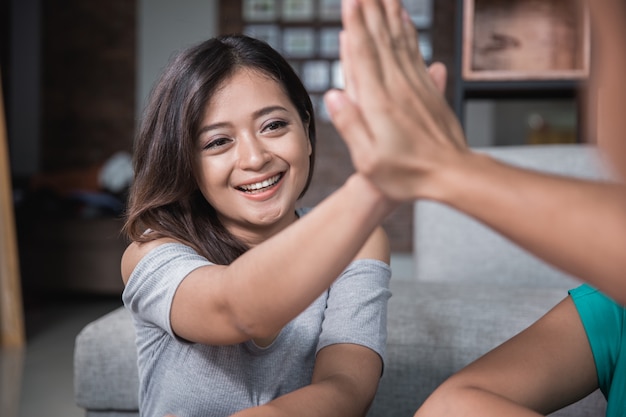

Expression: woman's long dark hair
xmin=123 ymin=35 xmax=316 ymax=264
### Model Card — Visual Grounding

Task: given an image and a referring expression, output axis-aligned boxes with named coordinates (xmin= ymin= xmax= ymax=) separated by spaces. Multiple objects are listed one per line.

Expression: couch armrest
xmin=74 ymin=306 xmax=139 ymax=412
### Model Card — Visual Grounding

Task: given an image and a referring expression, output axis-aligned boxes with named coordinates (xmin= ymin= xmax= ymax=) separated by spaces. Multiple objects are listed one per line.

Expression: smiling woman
xmin=194 ymin=69 xmax=312 ymax=241
xmin=120 ymin=34 xmax=394 ymax=417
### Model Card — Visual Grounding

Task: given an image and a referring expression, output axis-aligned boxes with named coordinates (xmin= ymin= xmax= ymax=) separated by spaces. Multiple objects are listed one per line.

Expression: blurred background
xmin=0 ymin=0 xmax=588 ymax=416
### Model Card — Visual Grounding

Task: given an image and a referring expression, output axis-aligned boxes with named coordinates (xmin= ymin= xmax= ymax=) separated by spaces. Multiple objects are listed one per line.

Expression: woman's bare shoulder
xmin=121 ymin=236 xmax=181 ymax=285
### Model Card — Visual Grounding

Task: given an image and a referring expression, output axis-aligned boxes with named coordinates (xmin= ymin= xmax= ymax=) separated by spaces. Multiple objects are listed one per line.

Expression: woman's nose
xmin=237 ymin=135 xmax=271 ymax=170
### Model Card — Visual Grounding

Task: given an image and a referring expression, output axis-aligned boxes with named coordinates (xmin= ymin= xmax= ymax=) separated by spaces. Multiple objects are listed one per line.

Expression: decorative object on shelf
xmin=462 ymin=0 xmax=590 ymax=81
xmin=309 ymin=94 xmax=332 ymax=122
xmin=243 ymin=0 xmax=278 ymax=22
xmin=99 ymin=151 xmax=134 ymax=194
xmin=302 ymin=60 xmax=331 ymax=91
xmin=319 ymin=27 xmax=341 ymax=58
xmin=283 ymin=27 xmax=316 ymax=57
xmin=331 ymin=60 xmax=344 ymax=89
xmin=404 ymin=0 xmax=434 ymax=28
xmin=320 ymin=0 xmax=341 ymax=21
xmin=244 ymin=24 xmax=282 ymax=51
xmin=282 ymin=0 xmax=316 ymax=21
xmin=526 ymin=112 xmax=577 ymax=145
xmin=418 ymin=32 xmax=433 ymax=62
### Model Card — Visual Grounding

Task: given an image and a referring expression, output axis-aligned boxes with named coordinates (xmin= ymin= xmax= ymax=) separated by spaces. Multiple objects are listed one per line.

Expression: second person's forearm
xmin=433 ymin=151 xmax=626 ymax=302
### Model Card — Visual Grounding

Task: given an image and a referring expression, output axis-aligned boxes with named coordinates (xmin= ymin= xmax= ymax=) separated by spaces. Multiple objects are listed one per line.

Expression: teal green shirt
xmin=569 ymin=284 xmax=625 ymax=417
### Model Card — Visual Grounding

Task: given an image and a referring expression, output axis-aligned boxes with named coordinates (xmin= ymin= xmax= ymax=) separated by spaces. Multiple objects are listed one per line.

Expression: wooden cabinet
xmin=462 ymin=0 xmax=589 ymax=81
xmin=453 ymin=0 xmax=591 ymax=144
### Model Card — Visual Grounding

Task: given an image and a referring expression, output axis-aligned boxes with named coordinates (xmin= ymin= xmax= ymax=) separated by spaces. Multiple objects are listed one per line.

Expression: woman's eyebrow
xmin=198 ymin=121 xmax=230 ymax=135
xmin=253 ymin=105 xmax=289 ymax=119
xmin=198 ymin=106 xmax=290 ymax=136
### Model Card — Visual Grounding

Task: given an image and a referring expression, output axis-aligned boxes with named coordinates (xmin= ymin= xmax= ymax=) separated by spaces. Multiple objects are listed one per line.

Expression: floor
xmin=3 ymin=293 xmax=123 ymax=417
xmin=1 ymin=253 xmax=413 ymax=417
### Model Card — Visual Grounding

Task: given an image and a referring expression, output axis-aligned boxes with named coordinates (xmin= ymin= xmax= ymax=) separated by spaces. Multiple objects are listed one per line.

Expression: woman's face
xmin=195 ymin=68 xmax=312 ymax=245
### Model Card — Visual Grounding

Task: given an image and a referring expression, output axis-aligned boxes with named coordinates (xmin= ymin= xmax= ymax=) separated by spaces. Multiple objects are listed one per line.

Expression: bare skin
xmin=414 ymin=296 xmax=598 ymax=417
xmin=324 ymin=0 xmax=626 ymax=416
xmin=326 ymin=0 xmax=626 ymax=304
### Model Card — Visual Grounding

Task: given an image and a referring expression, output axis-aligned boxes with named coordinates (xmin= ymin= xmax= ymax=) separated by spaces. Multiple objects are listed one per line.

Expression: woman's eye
xmin=205 ymin=137 xmax=231 ymax=149
xmin=263 ymin=120 xmax=288 ymax=132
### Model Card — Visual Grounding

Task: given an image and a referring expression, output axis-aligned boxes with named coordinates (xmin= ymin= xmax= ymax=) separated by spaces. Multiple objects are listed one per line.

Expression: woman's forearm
xmin=169 ymin=174 xmax=393 ymax=345
xmin=220 ymin=174 xmax=394 ymax=338
xmin=229 ymin=380 xmax=369 ymax=417
xmin=227 ymin=288 xmax=383 ymax=417
xmin=434 ymin=151 xmax=626 ymax=303
xmin=230 ymin=347 xmax=380 ymax=417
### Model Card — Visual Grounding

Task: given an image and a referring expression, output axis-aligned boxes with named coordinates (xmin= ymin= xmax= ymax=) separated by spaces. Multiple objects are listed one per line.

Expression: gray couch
xmin=74 ymin=144 xmax=609 ymax=417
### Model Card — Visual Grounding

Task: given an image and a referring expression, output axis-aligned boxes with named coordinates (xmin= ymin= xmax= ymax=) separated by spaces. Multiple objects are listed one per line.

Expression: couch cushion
xmin=414 ymin=144 xmax=610 ymax=289
xmin=74 ymin=306 xmax=139 ymax=411
xmin=74 ymin=283 xmax=606 ymax=417
xmin=367 ymin=280 xmax=607 ymax=416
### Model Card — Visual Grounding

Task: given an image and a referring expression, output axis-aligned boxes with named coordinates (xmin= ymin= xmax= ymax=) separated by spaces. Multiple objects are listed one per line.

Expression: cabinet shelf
xmin=453 ymin=0 xmax=590 ymax=144
xmin=461 ymin=79 xmax=582 ymax=99
xmin=462 ymin=0 xmax=590 ymax=81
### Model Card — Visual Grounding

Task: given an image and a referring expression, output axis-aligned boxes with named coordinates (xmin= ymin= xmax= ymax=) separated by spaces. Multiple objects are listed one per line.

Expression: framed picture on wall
xmin=243 ymin=0 xmax=278 ymax=21
xmin=331 ymin=60 xmax=344 ymax=89
xmin=403 ymin=0 xmax=433 ymax=28
xmin=283 ymin=27 xmax=316 ymax=57
xmin=319 ymin=27 xmax=341 ymax=57
xmin=282 ymin=0 xmax=315 ymax=21
xmin=418 ymin=32 xmax=432 ymax=62
xmin=320 ymin=0 xmax=342 ymax=21
xmin=244 ymin=25 xmax=282 ymax=51
xmin=310 ymin=94 xmax=332 ymax=122
xmin=302 ymin=60 xmax=330 ymax=91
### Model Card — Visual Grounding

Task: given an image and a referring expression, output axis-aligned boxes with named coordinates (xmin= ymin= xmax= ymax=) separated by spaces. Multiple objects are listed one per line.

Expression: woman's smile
xmin=236 ymin=173 xmax=284 ymax=194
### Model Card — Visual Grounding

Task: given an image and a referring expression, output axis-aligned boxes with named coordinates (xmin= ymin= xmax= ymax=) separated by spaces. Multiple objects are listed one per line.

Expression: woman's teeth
xmin=239 ymin=174 xmax=281 ymax=193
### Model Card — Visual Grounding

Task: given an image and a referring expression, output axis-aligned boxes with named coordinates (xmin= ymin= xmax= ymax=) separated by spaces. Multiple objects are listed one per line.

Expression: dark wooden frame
xmin=0 ymin=67 xmax=25 ymax=348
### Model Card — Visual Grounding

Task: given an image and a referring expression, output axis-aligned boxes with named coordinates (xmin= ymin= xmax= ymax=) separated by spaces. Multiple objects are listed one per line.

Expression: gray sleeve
xmin=122 ymin=243 xmax=212 ymax=337
xmin=316 ymin=259 xmax=392 ymax=362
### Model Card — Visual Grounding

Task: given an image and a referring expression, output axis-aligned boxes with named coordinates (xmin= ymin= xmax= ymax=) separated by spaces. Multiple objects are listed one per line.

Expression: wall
xmin=7 ymin=0 xmax=40 ymax=177
xmin=6 ymin=0 xmax=218 ymax=176
xmin=6 ymin=0 xmax=459 ymax=254
xmin=137 ymin=0 xmax=218 ymax=118
xmin=40 ymin=0 xmax=136 ymax=172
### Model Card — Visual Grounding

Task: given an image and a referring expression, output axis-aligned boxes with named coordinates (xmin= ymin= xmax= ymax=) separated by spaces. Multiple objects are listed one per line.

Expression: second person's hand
xmin=325 ymin=0 xmax=467 ymax=202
